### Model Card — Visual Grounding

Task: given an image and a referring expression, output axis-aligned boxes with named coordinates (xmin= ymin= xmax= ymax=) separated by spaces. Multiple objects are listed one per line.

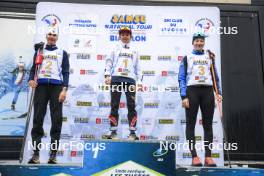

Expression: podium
xmin=0 ymin=140 xmax=176 ymax=176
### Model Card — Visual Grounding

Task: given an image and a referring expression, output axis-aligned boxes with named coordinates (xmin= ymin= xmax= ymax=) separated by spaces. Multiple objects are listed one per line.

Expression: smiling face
xmin=46 ymin=33 xmax=58 ymax=45
xmin=119 ymin=31 xmax=132 ymax=44
xmin=193 ymin=38 xmax=205 ymax=51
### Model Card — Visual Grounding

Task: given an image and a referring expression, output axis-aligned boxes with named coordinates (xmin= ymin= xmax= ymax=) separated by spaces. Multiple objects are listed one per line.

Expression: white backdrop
xmin=23 ymin=2 xmax=224 ymax=167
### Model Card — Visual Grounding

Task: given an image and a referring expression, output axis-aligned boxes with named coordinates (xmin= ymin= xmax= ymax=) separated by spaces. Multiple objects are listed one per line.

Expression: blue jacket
xmin=29 ymin=44 xmax=70 ymax=87
xmin=178 ymin=50 xmax=222 ymax=99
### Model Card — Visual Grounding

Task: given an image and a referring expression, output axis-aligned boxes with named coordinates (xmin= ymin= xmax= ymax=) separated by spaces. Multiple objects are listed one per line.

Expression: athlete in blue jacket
xmin=178 ymin=33 xmax=222 ymax=167
xmin=28 ymin=27 xmax=69 ymax=164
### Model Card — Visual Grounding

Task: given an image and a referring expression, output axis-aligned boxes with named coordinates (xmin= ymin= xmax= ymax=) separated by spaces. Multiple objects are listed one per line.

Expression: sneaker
xmin=107 ymin=131 xmax=119 ymax=140
xmin=191 ymin=157 xmax=203 ymax=167
xmin=11 ymin=104 xmax=15 ymax=110
xmin=28 ymin=154 xmax=40 ymax=164
xmin=204 ymin=157 xmax=217 ymax=167
xmin=47 ymin=154 xmax=57 ymax=164
xmin=128 ymin=132 xmax=139 ymax=140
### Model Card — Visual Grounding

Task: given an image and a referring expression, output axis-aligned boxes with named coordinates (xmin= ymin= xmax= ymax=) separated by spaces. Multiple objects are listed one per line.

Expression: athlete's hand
xmin=182 ymin=98 xmax=189 ymax=108
xmin=59 ymin=90 xmax=67 ymax=103
xmin=207 ymin=50 xmax=215 ymax=59
xmin=216 ymin=94 xmax=223 ymax=103
xmin=29 ymin=80 xmax=38 ymax=88
xmin=105 ymin=76 xmax=111 ymax=85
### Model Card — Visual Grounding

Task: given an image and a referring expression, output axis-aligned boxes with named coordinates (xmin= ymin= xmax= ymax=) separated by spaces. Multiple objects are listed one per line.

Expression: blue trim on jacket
xmin=178 ymin=50 xmax=222 ymax=99
xmin=29 ymin=44 xmax=70 ymax=87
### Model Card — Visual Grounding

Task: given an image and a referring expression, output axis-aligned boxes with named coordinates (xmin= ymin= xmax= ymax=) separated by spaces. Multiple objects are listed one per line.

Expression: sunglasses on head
xmin=47 ymin=33 xmax=57 ymax=37
xmin=120 ymin=27 xmax=131 ymax=30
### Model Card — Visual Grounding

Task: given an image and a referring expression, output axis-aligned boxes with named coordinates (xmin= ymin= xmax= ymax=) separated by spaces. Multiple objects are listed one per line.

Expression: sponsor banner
xmin=20 ymin=2 xmax=223 ymax=167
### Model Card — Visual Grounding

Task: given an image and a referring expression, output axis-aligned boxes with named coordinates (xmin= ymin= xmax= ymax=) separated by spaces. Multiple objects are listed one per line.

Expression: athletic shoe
xmin=128 ymin=132 xmax=139 ymax=140
xmin=107 ymin=131 xmax=119 ymax=140
xmin=191 ymin=157 xmax=203 ymax=167
xmin=28 ymin=154 xmax=40 ymax=164
xmin=47 ymin=154 xmax=57 ymax=164
xmin=204 ymin=157 xmax=217 ymax=167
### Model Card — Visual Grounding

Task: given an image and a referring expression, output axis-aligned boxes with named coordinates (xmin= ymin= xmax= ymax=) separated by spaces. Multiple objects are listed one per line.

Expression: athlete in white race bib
xmin=105 ymin=26 xmax=142 ymax=140
xmin=28 ymin=26 xmax=69 ymax=164
xmin=178 ymin=33 xmax=223 ymax=167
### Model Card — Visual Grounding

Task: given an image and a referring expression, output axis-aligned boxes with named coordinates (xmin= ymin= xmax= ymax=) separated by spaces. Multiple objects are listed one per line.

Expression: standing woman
xmin=178 ymin=33 xmax=222 ymax=167
xmin=104 ymin=26 xmax=143 ymax=140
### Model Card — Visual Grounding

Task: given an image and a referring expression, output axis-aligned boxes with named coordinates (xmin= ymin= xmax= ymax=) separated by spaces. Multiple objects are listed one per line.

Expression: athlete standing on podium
xmin=104 ymin=27 xmax=143 ymax=140
xmin=28 ymin=26 xmax=70 ymax=164
xmin=178 ymin=33 xmax=222 ymax=167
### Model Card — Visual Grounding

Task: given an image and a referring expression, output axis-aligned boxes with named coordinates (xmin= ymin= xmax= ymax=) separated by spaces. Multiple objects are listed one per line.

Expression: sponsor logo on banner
xmin=69 ymin=68 xmax=74 ymax=74
xmin=98 ymin=85 xmax=110 ymax=91
xmin=158 ymin=56 xmax=171 ymax=61
xmin=76 ymin=53 xmax=91 ymax=60
xmin=159 ymin=16 xmax=188 ymax=35
xmin=140 ymin=135 xmax=158 ymax=140
xmin=158 ymin=119 xmax=174 ymax=124
xmin=199 ymin=119 xmax=217 ymax=125
xmin=142 ymin=70 xmax=156 ymax=76
xmin=165 ymin=135 xmax=180 ymax=141
xmin=69 ymin=35 xmax=96 ymax=53
xmin=195 ymin=136 xmax=202 ymax=141
xmin=41 ymin=14 xmax=61 ymax=28
xmin=67 ymin=13 xmax=98 ymax=34
xmin=195 ymin=18 xmax=215 ymax=36
xmin=98 ymin=102 xmax=111 ymax=108
xmin=51 ymin=150 xmax=64 ymax=157
xmin=164 ymin=102 xmax=177 ymax=109
xmin=121 ymin=119 xmax=129 ymax=124
xmin=142 ymin=118 xmax=153 ymax=126
xmin=161 ymin=71 xmax=178 ymax=77
xmin=91 ymin=160 xmax=165 ymax=176
xmin=60 ymin=134 xmax=73 ymax=139
xmin=153 ymin=148 xmax=168 ymax=158
xmin=76 ymin=101 xmax=92 ymax=106
xmin=105 ymin=14 xmax=152 ymax=42
xmin=80 ymin=69 xmax=98 ymax=75
xmin=212 ymin=153 xmax=220 ymax=158
xmin=96 ymin=118 xmax=109 ymax=124
xmin=140 ymin=55 xmax=151 ymax=60
xmin=164 ymin=87 xmax=179 ymax=92
xmin=183 ymin=152 xmax=192 ymax=158
xmin=81 ymin=134 xmax=95 ymax=139
xmin=97 ymin=54 xmax=106 ymax=60
xmin=74 ymin=117 xmax=89 ymax=123
xmin=110 ymin=35 xmax=147 ymax=42
xmin=181 ymin=119 xmax=186 ymax=124
xmin=70 ymin=150 xmax=84 ymax=157
xmin=144 ymin=102 xmax=159 ymax=108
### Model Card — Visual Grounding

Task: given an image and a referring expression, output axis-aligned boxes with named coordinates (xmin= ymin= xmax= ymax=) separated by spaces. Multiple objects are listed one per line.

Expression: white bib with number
xmin=186 ymin=53 xmax=213 ymax=86
xmin=38 ymin=48 xmax=63 ymax=81
xmin=113 ymin=47 xmax=136 ymax=78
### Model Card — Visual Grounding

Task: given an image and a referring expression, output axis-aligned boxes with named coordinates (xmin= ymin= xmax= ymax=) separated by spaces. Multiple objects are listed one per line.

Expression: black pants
xmin=109 ymin=82 xmax=137 ymax=131
xmin=31 ymin=84 xmax=63 ymax=154
xmin=185 ymin=86 xmax=215 ymax=158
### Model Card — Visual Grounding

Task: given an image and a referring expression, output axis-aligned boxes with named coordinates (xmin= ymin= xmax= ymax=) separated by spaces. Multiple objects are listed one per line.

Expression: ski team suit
xmin=29 ymin=44 xmax=69 ymax=154
xmin=178 ymin=49 xmax=222 ymax=158
xmin=105 ymin=41 xmax=142 ymax=132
